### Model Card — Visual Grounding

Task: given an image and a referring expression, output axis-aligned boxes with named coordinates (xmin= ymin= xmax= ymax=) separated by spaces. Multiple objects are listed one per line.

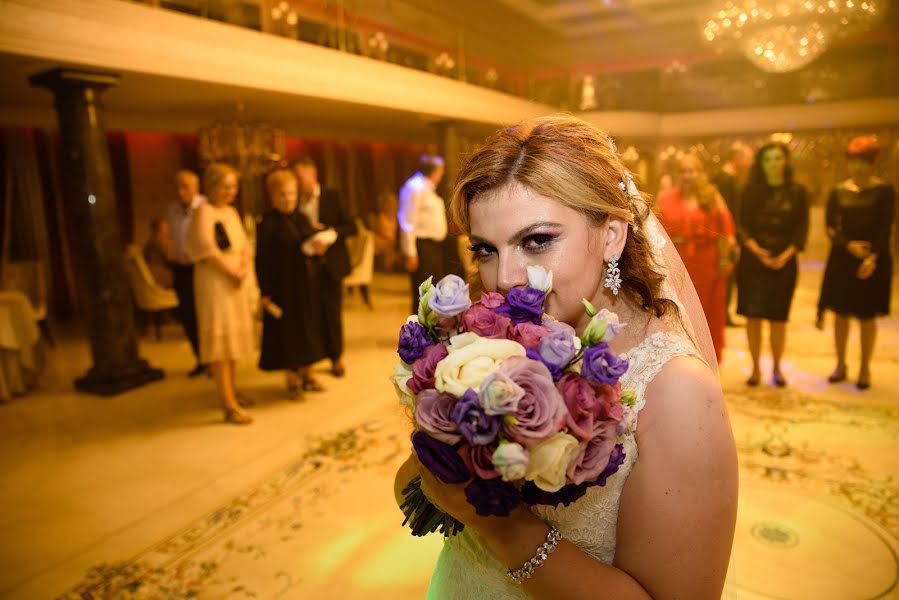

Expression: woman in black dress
xmin=256 ymin=169 xmax=328 ymax=400
xmin=737 ymin=142 xmax=809 ymax=387
xmin=817 ymin=136 xmax=894 ymax=390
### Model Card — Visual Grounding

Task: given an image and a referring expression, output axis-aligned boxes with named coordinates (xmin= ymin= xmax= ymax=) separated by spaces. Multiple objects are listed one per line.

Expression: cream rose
xmin=434 ymin=336 xmax=526 ymax=397
xmin=390 ymin=361 xmax=415 ymax=407
xmin=524 ymin=432 xmax=580 ymax=492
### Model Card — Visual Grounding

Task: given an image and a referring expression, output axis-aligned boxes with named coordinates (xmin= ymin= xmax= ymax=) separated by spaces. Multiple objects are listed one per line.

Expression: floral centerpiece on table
xmin=392 ymin=267 xmax=636 ymax=537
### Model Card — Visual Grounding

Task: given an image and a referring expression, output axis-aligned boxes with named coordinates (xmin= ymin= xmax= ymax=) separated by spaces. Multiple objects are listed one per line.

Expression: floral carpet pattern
xmin=58 ymin=381 xmax=898 ymax=600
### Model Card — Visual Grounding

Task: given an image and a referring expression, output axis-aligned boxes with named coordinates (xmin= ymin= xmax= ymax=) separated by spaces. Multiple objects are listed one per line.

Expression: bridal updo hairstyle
xmin=451 ymin=114 xmax=674 ymax=317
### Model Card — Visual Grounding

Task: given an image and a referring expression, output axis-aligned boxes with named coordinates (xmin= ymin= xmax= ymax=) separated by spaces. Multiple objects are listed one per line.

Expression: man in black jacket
xmin=293 ymin=158 xmax=357 ymax=378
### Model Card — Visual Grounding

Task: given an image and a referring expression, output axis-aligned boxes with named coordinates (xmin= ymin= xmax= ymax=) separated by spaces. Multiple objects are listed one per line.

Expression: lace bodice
xmin=426 ymin=330 xmax=702 ymax=599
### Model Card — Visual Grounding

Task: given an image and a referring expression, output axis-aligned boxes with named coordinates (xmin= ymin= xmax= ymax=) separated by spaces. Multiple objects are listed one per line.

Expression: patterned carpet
xmin=55 ymin=384 xmax=898 ymax=600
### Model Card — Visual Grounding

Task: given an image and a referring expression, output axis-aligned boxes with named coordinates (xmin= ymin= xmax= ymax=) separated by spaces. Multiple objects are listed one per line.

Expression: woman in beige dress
xmin=189 ymin=163 xmax=257 ymax=425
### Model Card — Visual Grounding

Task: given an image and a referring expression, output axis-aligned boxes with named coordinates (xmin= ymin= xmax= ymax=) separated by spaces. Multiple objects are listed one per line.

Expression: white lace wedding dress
xmin=426 ymin=329 xmax=703 ymax=599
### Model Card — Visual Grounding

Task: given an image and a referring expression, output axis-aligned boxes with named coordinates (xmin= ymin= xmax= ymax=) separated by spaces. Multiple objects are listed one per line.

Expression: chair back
xmin=123 ymin=245 xmax=179 ymax=311
xmin=0 ymin=260 xmax=47 ymax=320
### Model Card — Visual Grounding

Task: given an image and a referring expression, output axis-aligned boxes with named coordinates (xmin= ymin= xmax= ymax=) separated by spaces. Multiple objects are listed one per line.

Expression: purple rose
xmin=480 ymin=291 xmax=506 ymax=310
xmin=566 ymin=419 xmax=617 ymax=485
xmin=581 ymin=342 xmax=628 ymax=386
xmin=497 ymin=287 xmax=546 ymax=324
xmin=408 ymin=344 xmax=449 ymax=395
xmin=459 ymin=443 xmax=500 ymax=479
xmin=412 ymin=431 xmax=470 ymax=484
xmin=526 ymin=347 xmax=563 ymax=381
xmin=415 ymin=389 xmax=462 ymax=444
xmin=464 ymin=477 xmax=520 ymax=517
xmin=461 ymin=304 xmax=512 ymax=339
xmin=450 ymin=389 xmax=500 ymax=446
xmin=556 ymin=372 xmax=596 ymax=441
xmin=499 ymin=356 xmax=568 ymax=447
xmin=512 ymin=322 xmax=549 ymax=350
xmin=538 ymin=329 xmax=579 ymax=371
xmin=429 ymin=275 xmax=472 ymax=317
xmin=398 ymin=321 xmax=433 ymax=364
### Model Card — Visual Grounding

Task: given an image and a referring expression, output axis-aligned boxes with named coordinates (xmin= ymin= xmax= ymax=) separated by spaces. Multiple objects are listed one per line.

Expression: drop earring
xmin=604 ymin=255 xmax=621 ymax=296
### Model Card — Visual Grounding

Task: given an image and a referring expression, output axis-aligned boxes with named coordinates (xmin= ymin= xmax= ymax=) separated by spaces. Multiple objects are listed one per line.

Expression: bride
xmin=395 ymin=115 xmax=738 ymax=599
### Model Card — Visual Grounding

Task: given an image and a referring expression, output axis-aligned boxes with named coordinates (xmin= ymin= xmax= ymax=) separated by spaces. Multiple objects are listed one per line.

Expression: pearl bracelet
xmin=507 ymin=526 xmax=562 ymax=584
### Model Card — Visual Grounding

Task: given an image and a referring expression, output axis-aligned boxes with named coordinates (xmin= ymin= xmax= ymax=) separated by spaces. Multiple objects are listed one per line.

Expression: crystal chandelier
xmin=700 ymin=0 xmax=887 ymax=73
xmin=198 ymin=102 xmax=285 ymax=174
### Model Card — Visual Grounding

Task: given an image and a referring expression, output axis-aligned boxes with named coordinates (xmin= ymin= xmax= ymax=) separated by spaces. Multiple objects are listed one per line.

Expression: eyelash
xmin=468 ymin=234 xmax=558 ymax=260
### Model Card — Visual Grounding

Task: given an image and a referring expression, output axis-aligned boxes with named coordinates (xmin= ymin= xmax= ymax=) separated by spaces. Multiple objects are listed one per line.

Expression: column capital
xmin=29 ymin=68 xmax=119 ymax=93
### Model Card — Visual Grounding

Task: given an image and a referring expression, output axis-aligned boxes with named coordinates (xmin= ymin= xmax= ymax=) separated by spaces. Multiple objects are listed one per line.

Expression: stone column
xmin=432 ymin=121 xmax=465 ymax=279
xmin=30 ymin=68 xmax=163 ymax=395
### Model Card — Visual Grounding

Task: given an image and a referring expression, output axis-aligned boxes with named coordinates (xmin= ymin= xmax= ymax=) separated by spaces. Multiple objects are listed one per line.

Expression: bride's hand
xmin=414 ymin=456 xmax=484 ymax=527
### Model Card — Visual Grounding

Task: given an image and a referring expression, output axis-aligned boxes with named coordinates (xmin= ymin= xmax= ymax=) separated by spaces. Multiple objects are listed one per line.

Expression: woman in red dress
xmin=659 ymin=155 xmax=737 ymax=363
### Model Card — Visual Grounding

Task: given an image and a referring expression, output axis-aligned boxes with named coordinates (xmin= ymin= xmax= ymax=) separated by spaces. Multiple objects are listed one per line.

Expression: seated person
xmin=143 ymin=218 xmax=174 ymax=289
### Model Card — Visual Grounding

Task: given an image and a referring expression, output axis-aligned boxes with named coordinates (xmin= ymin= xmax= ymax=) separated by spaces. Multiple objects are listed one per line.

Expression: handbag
xmin=214 ymin=221 xmax=231 ymax=251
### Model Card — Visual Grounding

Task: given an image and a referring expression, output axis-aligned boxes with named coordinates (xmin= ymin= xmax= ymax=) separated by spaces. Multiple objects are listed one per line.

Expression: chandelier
xmin=198 ymin=102 xmax=285 ymax=174
xmin=700 ymin=0 xmax=887 ymax=73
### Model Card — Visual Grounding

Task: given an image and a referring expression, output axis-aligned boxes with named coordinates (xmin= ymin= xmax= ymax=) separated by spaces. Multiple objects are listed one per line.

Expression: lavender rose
xmin=461 ymin=304 xmax=512 ymax=339
xmin=415 ymin=389 xmax=462 ymax=445
xmin=581 ymin=342 xmax=628 ymax=386
xmin=398 ymin=321 xmax=433 ymax=364
xmin=556 ymin=372 xmax=597 ymax=442
xmin=513 ymin=322 xmax=549 ymax=350
xmin=498 ymin=287 xmax=546 ymax=324
xmin=464 ymin=478 xmax=520 ymax=517
xmin=479 ymin=371 xmax=525 ymax=415
xmin=429 ymin=275 xmax=472 ymax=317
xmin=566 ymin=419 xmax=617 ymax=485
xmin=450 ymin=388 xmax=500 ymax=446
xmin=526 ymin=347 xmax=563 ymax=382
xmin=499 ymin=356 xmax=568 ymax=447
xmin=539 ymin=329 xmax=579 ymax=370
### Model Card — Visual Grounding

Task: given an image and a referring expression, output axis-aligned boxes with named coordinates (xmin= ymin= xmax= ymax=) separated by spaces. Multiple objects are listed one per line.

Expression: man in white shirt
xmin=397 ymin=155 xmax=448 ymax=314
xmin=167 ymin=169 xmax=207 ymax=377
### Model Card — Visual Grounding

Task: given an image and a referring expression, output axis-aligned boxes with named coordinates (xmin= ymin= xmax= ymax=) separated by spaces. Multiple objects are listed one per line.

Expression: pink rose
xmin=566 ymin=419 xmax=617 ymax=485
xmin=461 ymin=304 xmax=512 ymax=339
xmin=499 ymin=356 xmax=568 ymax=447
xmin=408 ymin=344 xmax=449 ymax=395
xmin=512 ymin=322 xmax=549 ymax=350
xmin=594 ymin=381 xmax=625 ymax=422
xmin=459 ymin=443 xmax=500 ymax=479
xmin=480 ymin=291 xmax=506 ymax=309
xmin=556 ymin=372 xmax=596 ymax=442
xmin=415 ymin=389 xmax=462 ymax=444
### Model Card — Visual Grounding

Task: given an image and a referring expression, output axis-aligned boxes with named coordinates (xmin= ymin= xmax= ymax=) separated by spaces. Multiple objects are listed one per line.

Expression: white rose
xmin=526 ymin=265 xmax=553 ymax=294
xmin=479 ymin=371 xmax=525 ymax=415
xmin=390 ymin=361 xmax=415 ymax=407
xmin=492 ymin=442 xmax=530 ymax=482
xmin=525 ymin=433 xmax=580 ymax=492
xmin=434 ymin=337 xmax=526 ymax=397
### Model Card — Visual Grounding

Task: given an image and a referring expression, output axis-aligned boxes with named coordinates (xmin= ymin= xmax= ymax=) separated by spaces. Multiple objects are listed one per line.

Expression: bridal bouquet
xmin=392 ymin=267 xmax=636 ymax=537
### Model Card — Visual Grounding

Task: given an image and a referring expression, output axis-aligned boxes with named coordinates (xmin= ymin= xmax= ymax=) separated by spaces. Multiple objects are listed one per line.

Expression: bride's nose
xmin=496 ymin=252 xmax=528 ymax=295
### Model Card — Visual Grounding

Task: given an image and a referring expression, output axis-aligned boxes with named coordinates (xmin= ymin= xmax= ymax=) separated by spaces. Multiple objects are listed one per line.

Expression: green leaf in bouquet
xmin=620 ymin=387 xmax=637 ymax=407
xmin=581 ymin=314 xmax=608 ymax=347
xmin=581 ymin=298 xmax=598 ymax=317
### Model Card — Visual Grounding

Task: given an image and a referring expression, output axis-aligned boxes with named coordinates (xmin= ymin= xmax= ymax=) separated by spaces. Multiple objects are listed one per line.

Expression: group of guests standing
xmin=157 ymin=160 xmax=355 ymax=425
xmin=657 ymin=135 xmax=894 ymax=390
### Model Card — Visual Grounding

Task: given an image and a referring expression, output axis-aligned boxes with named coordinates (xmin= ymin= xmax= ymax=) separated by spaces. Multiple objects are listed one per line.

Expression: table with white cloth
xmin=0 ymin=291 xmax=40 ymax=402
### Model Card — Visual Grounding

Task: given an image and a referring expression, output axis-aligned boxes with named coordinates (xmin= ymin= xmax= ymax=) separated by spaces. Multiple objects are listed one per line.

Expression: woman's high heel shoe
xmin=772 ymin=372 xmax=787 ymax=388
xmin=828 ymin=366 xmax=847 ymax=384
xmin=224 ymin=407 xmax=253 ymax=425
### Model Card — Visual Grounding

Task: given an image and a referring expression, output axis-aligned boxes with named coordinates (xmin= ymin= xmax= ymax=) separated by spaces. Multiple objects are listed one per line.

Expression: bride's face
xmin=468 ymin=184 xmax=622 ymax=330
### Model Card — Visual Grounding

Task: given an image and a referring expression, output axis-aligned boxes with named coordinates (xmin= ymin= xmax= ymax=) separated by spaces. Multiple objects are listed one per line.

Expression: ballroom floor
xmin=1 ymin=228 xmax=897 ymax=599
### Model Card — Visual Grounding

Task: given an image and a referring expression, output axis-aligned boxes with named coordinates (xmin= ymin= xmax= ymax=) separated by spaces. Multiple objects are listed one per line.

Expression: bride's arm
xmin=419 ymin=355 xmax=738 ymax=599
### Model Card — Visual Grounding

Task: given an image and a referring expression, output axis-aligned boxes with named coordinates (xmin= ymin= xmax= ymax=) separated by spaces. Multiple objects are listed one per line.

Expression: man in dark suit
xmin=293 ymin=158 xmax=357 ymax=378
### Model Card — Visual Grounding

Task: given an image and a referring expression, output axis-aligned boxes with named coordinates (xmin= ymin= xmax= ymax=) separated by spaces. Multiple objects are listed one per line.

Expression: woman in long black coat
xmin=737 ymin=142 xmax=809 ymax=388
xmin=817 ymin=136 xmax=895 ymax=389
xmin=256 ymin=169 xmax=328 ymax=400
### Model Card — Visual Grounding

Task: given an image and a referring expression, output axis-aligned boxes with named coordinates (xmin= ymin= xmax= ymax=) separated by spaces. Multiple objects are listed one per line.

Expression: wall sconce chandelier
xmin=198 ymin=102 xmax=285 ymax=174
xmin=700 ymin=0 xmax=887 ymax=73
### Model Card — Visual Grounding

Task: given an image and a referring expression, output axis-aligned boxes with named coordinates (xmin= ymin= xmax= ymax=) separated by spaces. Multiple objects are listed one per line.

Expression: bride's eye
xmin=468 ymin=242 xmax=496 ymax=261
xmin=522 ymin=233 xmax=557 ymax=253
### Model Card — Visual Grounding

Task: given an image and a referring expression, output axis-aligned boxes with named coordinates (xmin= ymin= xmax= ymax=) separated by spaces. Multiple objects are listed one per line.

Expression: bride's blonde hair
xmin=451 ymin=114 xmax=674 ymax=317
